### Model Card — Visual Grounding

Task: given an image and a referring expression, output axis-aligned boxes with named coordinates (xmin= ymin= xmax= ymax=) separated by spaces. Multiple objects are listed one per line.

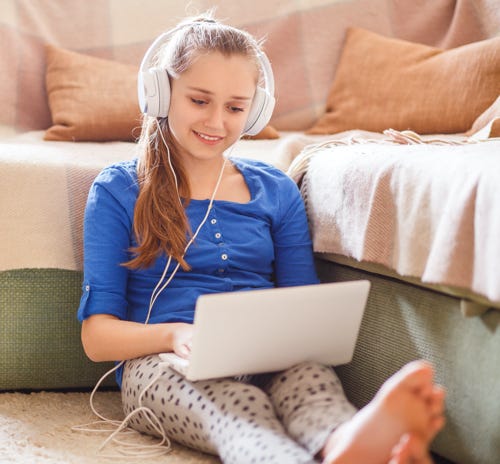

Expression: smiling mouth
xmin=194 ymin=131 xmax=224 ymax=143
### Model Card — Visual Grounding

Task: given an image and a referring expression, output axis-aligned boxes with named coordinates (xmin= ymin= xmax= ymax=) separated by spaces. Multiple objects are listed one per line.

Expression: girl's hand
xmin=171 ymin=323 xmax=194 ymax=359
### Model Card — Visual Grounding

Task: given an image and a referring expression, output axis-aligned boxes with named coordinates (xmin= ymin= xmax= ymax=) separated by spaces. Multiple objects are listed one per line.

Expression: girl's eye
xmin=191 ymin=98 xmax=206 ymax=105
xmin=229 ymin=106 xmax=244 ymax=113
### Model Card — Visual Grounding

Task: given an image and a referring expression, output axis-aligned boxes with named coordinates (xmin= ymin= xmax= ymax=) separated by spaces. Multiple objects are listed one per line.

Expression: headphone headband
xmin=137 ymin=23 xmax=275 ymax=136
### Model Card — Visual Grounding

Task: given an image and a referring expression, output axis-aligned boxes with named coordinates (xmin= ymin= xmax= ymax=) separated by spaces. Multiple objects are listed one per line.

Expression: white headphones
xmin=137 ymin=24 xmax=276 ymax=136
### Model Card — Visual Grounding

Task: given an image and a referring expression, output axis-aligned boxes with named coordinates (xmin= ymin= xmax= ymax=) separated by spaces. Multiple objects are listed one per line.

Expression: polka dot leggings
xmin=122 ymin=355 xmax=356 ymax=464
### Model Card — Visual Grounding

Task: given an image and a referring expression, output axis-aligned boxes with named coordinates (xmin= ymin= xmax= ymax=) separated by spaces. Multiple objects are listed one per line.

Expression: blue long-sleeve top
xmin=77 ymin=157 xmax=319 ymax=385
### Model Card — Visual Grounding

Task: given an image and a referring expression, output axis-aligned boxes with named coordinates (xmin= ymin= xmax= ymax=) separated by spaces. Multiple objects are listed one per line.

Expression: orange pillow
xmin=308 ymin=28 xmax=500 ymax=135
xmin=243 ymin=124 xmax=280 ymax=140
xmin=491 ymin=119 xmax=500 ymax=138
xmin=466 ymin=96 xmax=500 ymax=138
xmin=44 ymin=45 xmax=142 ymax=142
xmin=44 ymin=45 xmax=279 ymax=142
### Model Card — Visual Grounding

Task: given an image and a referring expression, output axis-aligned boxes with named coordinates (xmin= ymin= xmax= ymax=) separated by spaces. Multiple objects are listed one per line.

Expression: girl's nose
xmin=204 ymin=105 xmax=224 ymax=130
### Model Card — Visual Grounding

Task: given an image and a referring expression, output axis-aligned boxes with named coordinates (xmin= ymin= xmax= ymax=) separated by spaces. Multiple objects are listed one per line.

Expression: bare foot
xmin=321 ymin=360 xmax=445 ymax=464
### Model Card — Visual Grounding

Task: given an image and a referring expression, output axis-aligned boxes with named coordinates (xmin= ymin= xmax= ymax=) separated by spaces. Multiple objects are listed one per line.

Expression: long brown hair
xmin=125 ymin=14 xmax=263 ymax=270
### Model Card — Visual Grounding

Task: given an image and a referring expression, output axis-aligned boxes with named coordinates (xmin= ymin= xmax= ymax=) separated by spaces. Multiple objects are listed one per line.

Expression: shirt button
xmin=215 ymin=232 xmax=221 ymax=239
xmin=221 ymin=253 xmax=228 ymax=260
xmin=210 ymin=218 xmax=217 ymax=225
xmin=85 ymin=285 xmax=90 ymax=292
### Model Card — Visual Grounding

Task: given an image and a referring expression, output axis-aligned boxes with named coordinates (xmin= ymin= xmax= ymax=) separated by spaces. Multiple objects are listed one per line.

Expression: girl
xmin=78 ymin=13 xmax=445 ymax=464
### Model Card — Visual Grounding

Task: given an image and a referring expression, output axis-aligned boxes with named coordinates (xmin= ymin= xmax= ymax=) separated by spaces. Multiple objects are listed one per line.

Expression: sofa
xmin=1 ymin=1 xmax=499 ymax=463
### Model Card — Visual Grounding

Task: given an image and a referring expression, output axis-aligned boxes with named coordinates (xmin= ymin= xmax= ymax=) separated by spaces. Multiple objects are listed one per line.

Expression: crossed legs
xmin=121 ymin=357 xmax=445 ymax=464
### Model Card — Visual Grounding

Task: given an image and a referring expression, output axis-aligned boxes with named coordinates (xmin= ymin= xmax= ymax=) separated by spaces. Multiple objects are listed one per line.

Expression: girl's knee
xmin=271 ymin=362 xmax=336 ymax=387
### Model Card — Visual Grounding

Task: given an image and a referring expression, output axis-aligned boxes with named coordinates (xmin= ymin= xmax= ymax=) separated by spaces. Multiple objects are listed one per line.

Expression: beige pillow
xmin=308 ymin=28 xmax=500 ymax=135
xmin=44 ymin=45 xmax=279 ymax=142
xmin=466 ymin=96 xmax=500 ymax=138
xmin=491 ymin=119 xmax=500 ymax=138
xmin=243 ymin=124 xmax=280 ymax=139
xmin=44 ymin=45 xmax=142 ymax=142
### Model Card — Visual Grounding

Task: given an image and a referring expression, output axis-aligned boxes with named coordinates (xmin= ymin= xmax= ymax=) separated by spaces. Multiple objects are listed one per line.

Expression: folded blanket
xmin=0 ymin=131 xmax=330 ymax=271
xmin=292 ymin=133 xmax=500 ymax=305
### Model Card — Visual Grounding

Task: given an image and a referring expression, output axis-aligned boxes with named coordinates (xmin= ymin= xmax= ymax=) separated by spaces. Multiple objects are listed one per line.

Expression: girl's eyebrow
xmin=187 ymin=86 xmax=252 ymax=101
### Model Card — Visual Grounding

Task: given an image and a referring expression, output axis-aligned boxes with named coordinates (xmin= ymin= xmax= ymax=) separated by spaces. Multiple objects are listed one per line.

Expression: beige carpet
xmin=0 ymin=391 xmax=219 ymax=463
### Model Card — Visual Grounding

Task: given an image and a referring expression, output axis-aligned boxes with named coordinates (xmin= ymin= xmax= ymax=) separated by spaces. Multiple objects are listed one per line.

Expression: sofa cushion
xmin=44 ymin=45 xmax=142 ymax=142
xmin=466 ymin=96 xmax=500 ymax=138
xmin=243 ymin=124 xmax=279 ymax=139
xmin=44 ymin=45 xmax=279 ymax=142
xmin=307 ymin=28 xmax=500 ymax=135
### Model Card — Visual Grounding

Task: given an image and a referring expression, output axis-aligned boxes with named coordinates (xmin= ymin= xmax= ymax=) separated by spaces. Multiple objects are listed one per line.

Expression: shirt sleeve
xmin=77 ymin=166 xmax=135 ymax=322
xmin=272 ymin=175 xmax=320 ymax=287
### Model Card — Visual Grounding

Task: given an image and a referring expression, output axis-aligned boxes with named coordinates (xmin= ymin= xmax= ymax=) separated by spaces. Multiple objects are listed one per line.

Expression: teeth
xmin=197 ymin=132 xmax=221 ymax=141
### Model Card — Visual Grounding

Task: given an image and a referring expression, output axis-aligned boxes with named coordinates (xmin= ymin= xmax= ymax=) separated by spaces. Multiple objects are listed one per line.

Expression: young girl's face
xmin=168 ymin=51 xmax=258 ymax=163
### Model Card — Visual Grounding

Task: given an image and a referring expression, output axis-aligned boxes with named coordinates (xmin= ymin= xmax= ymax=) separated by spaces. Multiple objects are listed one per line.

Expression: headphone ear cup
xmin=243 ymin=87 xmax=276 ymax=136
xmin=153 ymin=68 xmax=171 ymax=118
xmin=138 ymin=68 xmax=171 ymax=118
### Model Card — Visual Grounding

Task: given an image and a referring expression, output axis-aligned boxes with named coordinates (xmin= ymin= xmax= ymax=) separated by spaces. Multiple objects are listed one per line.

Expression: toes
xmin=382 ymin=360 xmax=434 ymax=395
xmin=428 ymin=386 xmax=446 ymax=422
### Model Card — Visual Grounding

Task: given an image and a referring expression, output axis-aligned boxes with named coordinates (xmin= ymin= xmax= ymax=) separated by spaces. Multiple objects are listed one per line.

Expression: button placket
xmin=209 ymin=214 xmax=222 ymax=244
xmin=208 ymin=211 xmax=228 ymax=270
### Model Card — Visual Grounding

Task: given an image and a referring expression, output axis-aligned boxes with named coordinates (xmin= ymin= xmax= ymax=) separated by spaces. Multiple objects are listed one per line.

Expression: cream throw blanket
xmin=289 ymin=132 xmax=500 ymax=306
xmin=0 ymin=131 xmax=330 ymax=271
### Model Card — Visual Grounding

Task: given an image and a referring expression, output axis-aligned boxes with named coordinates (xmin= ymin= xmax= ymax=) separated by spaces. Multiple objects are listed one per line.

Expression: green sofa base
xmin=0 ymin=269 xmax=115 ymax=391
xmin=3 ymin=265 xmax=499 ymax=463
xmin=316 ymin=258 xmax=500 ymax=464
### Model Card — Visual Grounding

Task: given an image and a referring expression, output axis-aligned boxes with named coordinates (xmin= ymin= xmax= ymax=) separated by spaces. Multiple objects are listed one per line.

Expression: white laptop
xmin=158 ymin=280 xmax=370 ymax=381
